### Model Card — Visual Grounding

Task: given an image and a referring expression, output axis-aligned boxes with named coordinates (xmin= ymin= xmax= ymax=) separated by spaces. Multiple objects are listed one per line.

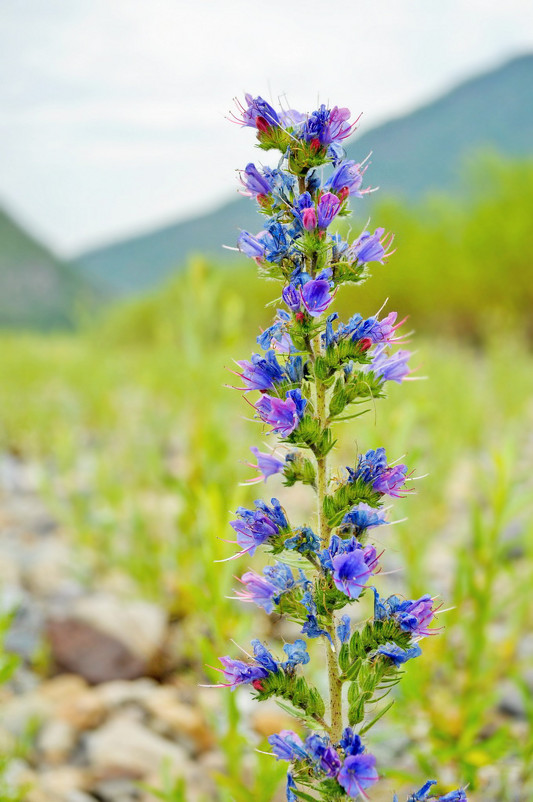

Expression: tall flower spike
xmin=210 ymin=94 xmax=468 ymax=802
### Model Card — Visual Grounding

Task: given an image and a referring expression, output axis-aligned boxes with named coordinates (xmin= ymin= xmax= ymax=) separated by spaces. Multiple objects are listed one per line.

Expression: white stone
xmin=86 ymin=713 xmax=187 ymax=778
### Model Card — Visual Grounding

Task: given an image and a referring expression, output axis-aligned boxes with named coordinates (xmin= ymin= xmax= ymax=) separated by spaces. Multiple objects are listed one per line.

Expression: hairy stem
xmin=312 ymin=331 xmax=343 ymax=740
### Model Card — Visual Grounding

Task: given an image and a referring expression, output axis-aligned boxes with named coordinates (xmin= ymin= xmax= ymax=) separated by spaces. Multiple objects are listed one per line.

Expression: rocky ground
xmin=0 ymin=453 xmax=529 ymax=802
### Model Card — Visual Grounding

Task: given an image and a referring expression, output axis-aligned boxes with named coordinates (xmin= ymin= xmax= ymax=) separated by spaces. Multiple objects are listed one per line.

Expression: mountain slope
xmin=0 ymin=207 xmax=96 ymax=329
xmin=78 ymin=53 xmax=533 ymax=295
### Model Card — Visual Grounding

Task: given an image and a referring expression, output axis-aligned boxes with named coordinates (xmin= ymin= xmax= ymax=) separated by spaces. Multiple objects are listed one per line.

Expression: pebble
xmin=38 ymin=718 xmax=77 ymax=764
xmin=86 ymin=712 xmax=188 ymax=778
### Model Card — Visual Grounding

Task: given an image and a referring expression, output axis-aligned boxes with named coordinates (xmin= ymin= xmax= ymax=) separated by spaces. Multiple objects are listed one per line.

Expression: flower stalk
xmin=209 ymin=93 xmax=468 ymax=802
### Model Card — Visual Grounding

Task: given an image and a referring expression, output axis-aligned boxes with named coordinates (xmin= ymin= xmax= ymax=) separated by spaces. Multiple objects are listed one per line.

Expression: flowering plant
xmin=210 ymin=94 xmax=467 ymax=802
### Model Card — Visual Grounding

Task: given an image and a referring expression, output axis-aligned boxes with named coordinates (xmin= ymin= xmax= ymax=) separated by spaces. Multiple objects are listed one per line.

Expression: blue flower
xmin=237 ymin=94 xmax=281 ymax=129
xmin=230 ymin=498 xmax=288 ymax=556
xmin=282 ymin=283 xmax=301 ymax=312
xmin=284 ymin=526 xmax=320 ymax=554
xmin=340 ymin=503 xmax=388 ymax=536
xmin=376 ymin=593 xmax=436 ymax=638
xmin=302 ymin=105 xmax=355 ymax=146
xmin=235 ymin=563 xmax=298 ymax=613
xmin=301 ymin=615 xmax=333 ymax=644
xmin=350 ymin=227 xmax=393 ymax=264
xmin=352 ymin=448 xmax=408 ymax=498
xmin=337 ymin=753 xmax=379 ymax=797
xmin=285 ymin=355 xmax=305 ymax=383
xmin=305 ymin=735 xmax=342 ymax=777
xmin=301 ymin=279 xmax=334 ymax=317
xmin=337 ymin=615 xmax=351 ymax=643
xmin=339 ymin=727 xmax=364 ymax=756
xmin=437 ymin=791 xmax=467 ymax=801
xmin=251 ymin=638 xmax=279 ymax=673
xmin=217 ymin=656 xmax=269 ymax=690
xmin=331 ymin=549 xmax=376 ymax=600
xmin=257 ymin=310 xmax=293 ymax=352
xmin=286 ymin=773 xmax=298 ymax=802
xmin=406 ymin=782 xmax=437 ymax=800
xmin=255 ymin=389 xmax=306 ymax=437
xmin=325 ymin=159 xmax=366 ymax=197
xmin=269 ymin=731 xmax=308 ymax=761
xmin=376 ymin=642 xmax=422 ymax=666
xmin=236 ymin=350 xmax=286 ymax=391
xmin=238 ymin=230 xmax=266 ymax=259
xmin=282 ymin=639 xmax=310 ymax=668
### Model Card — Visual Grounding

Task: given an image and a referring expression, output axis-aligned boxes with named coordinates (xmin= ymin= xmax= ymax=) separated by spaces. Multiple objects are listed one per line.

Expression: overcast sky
xmin=1 ymin=0 xmax=532 ymax=256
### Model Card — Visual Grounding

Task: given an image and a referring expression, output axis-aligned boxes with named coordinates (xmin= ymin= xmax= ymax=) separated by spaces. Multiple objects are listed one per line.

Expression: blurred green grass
xmin=0 ymin=158 xmax=532 ymax=799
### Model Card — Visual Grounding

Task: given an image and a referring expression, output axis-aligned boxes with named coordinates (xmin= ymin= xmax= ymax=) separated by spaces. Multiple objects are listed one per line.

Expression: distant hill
xmin=0 ymin=207 xmax=97 ymax=330
xmin=75 ymin=53 xmax=533 ymax=295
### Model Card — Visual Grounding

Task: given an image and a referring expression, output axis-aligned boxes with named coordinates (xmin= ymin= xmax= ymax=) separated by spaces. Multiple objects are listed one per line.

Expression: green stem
xmin=312 ymin=331 xmax=343 ymax=741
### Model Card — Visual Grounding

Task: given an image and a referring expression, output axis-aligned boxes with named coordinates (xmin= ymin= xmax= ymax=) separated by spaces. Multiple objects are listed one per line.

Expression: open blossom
xmin=331 ymin=546 xmax=378 ymax=599
xmin=369 ymin=347 xmax=412 ymax=383
xmin=238 ymin=230 xmax=266 ymax=259
xmin=374 ymin=591 xmax=436 ymax=637
xmin=230 ymin=498 xmax=287 ymax=556
xmin=317 ymin=191 xmax=341 ymax=228
xmin=255 ymin=389 xmax=307 ymax=437
xmin=235 ymin=94 xmax=281 ymax=129
xmin=351 ymin=447 xmax=408 ymax=497
xmin=302 ymin=104 xmax=355 ymax=145
xmin=337 ymin=753 xmax=379 ymax=798
xmin=239 ymin=163 xmax=273 ymax=197
xmin=247 ymin=446 xmax=285 ymax=482
xmin=235 ymin=350 xmax=286 ymax=391
xmin=269 ymin=730 xmax=308 ymax=761
xmin=235 ymin=562 xmax=301 ymax=613
xmin=376 ymin=642 xmax=422 ymax=666
xmin=326 ymin=159 xmax=367 ymax=197
xmin=300 ymin=279 xmax=334 ymax=317
xmin=339 ymin=503 xmax=388 ymax=536
xmin=350 ymin=227 xmax=394 ymax=264
xmin=333 ymin=310 xmax=405 ymax=346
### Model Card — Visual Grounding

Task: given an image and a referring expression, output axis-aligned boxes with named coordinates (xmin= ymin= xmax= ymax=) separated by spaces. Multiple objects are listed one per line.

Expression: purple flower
xmin=326 ymin=160 xmax=366 ymax=197
xmin=235 ymin=94 xmax=280 ymax=130
xmin=331 ymin=547 xmax=377 ymax=599
xmin=300 ymin=279 xmax=334 ymax=317
xmin=337 ymin=615 xmax=351 ymax=643
xmin=282 ymin=283 xmax=301 ymax=312
xmin=239 ymin=163 xmax=273 ymax=198
xmin=334 ymin=310 xmax=405 ymax=346
xmin=257 ymin=310 xmax=294 ymax=352
xmin=305 ymin=735 xmax=342 ymax=777
xmin=247 ymin=446 xmax=285 ymax=483
xmin=352 ymin=448 xmax=408 ymax=498
xmin=396 ymin=595 xmax=435 ymax=637
xmin=369 ymin=348 xmax=412 ymax=383
xmin=217 ymin=656 xmax=269 ymax=690
xmin=238 ymin=230 xmax=266 ymax=259
xmin=269 ymin=730 xmax=308 ymax=761
xmin=376 ymin=642 xmax=422 ymax=666
xmin=337 ymin=753 xmax=379 ymax=797
xmin=350 ymin=227 xmax=393 ymax=264
xmin=236 ymin=350 xmax=286 ymax=391
xmin=255 ymin=389 xmax=306 ymax=437
xmin=282 ymin=639 xmax=310 ymax=668
xmin=340 ymin=503 xmax=388 ymax=536
xmin=235 ymin=571 xmax=279 ymax=613
xmin=317 ymin=192 xmax=341 ymax=229
xmin=303 ymin=105 xmax=355 ymax=146
xmin=373 ymin=464 xmax=408 ymax=497
xmin=230 ymin=498 xmax=287 ymax=556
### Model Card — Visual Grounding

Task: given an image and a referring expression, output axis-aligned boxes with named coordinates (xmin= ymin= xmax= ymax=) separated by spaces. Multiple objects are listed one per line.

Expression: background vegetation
xmin=0 ymin=158 xmax=532 ymax=800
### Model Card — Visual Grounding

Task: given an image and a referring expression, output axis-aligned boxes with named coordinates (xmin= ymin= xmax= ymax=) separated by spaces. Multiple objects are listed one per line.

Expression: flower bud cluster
xmin=212 ymin=94 xmax=467 ymax=802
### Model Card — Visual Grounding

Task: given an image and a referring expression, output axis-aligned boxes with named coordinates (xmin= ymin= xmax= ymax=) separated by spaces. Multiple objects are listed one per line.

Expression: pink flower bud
xmin=302 ymin=207 xmax=317 ymax=231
